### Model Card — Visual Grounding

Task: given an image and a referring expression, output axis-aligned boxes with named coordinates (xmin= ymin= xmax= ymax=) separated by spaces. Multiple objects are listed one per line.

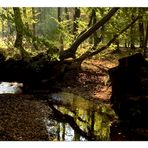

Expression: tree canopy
xmin=0 ymin=7 xmax=148 ymax=78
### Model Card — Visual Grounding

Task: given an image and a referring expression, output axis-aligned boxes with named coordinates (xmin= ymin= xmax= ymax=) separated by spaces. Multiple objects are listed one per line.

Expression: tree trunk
xmin=65 ymin=8 xmax=70 ymax=31
xmin=143 ymin=21 xmax=148 ymax=58
xmin=1 ymin=8 xmax=4 ymax=38
xmin=73 ymin=7 xmax=80 ymax=35
xmin=90 ymin=110 xmax=95 ymax=135
xmin=75 ymin=16 xmax=139 ymax=63
xmin=57 ymin=8 xmax=64 ymax=52
xmin=57 ymin=123 xmax=60 ymax=140
xmin=32 ymin=7 xmax=36 ymax=37
xmin=130 ymin=13 xmax=136 ymax=50
xmin=58 ymin=8 xmax=61 ymax=22
xmin=92 ymin=9 xmax=98 ymax=47
xmin=74 ymin=131 xmax=80 ymax=141
xmin=65 ymin=8 xmax=69 ymax=20
xmin=31 ymin=8 xmax=38 ymax=49
xmin=90 ymin=9 xmax=102 ymax=49
xmin=23 ymin=7 xmax=29 ymax=29
xmin=62 ymin=123 xmax=65 ymax=141
xmin=13 ymin=7 xmax=24 ymax=49
xmin=6 ymin=8 xmax=11 ymax=36
xmin=115 ymin=39 xmax=120 ymax=51
xmin=139 ymin=9 xmax=144 ymax=48
xmin=36 ymin=8 xmax=42 ymax=36
xmin=13 ymin=7 xmax=28 ymax=58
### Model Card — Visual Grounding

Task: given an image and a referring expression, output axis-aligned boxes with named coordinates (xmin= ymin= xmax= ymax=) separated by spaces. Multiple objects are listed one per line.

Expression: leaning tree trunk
xmin=75 ymin=16 xmax=139 ymax=63
xmin=59 ymin=8 xmax=119 ymax=60
xmin=62 ymin=14 xmax=139 ymax=75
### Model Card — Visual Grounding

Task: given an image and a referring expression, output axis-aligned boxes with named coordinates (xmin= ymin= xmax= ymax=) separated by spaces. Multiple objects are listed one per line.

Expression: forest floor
xmin=60 ymin=57 xmax=118 ymax=102
xmin=1 ymin=50 xmax=148 ymax=141
xmin=0 ymin=58 xmax=118 ymax=141
xmin=60 ymin=47 xmax=143 ymax=102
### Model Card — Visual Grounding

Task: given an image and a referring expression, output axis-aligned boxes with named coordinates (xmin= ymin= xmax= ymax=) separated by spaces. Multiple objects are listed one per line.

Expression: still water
xmin=0 ymin=82 xmax=23 ymax=94
xmin=0 ymin=82 xmax=118 ymax=141
xmin=1 ymin=82 xmax=148 ymax=141
xmin=45 ymin=92 xmax=117 ymax=141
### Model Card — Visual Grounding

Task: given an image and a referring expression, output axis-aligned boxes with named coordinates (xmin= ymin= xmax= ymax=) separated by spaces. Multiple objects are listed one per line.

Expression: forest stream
xmin=1 ymin=7 xmax=148 ymax=142
xmin=1 ymin=81 xmax=148 ymax=141
xmin=0 ymin=82 xmax=116 ymax=141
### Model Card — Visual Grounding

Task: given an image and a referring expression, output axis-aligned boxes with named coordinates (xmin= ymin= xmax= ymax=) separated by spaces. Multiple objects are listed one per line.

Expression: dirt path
xmin=61 ymin=58 xmax=118 ymax=102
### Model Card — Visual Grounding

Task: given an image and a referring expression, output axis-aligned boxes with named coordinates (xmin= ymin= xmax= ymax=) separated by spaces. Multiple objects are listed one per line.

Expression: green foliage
xmin=55 ymin=17 xmax=75 ymax=49
xmin=0 ymin=7 xmax=148 ymax=61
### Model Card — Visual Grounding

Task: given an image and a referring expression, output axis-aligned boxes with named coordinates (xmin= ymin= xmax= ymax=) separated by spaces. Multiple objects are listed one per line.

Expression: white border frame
xmin=0 ymin=0 xmax=148 ymax=7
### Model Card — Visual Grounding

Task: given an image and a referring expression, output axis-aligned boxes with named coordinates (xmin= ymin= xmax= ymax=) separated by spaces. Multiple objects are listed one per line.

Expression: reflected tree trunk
xmin=87 ymin=108 xmax=95 ymax=136
xmin=74 ymin=131 xmax=80 ymax=141
xmin=90 ymin=110 xmax=95 ymax=135
xmin=57 ymin=123 xmax=60 ymax=141
xmin=62 ymin=123 xmax=65 ymax=141
xmin=72 ymin=96 xmax=80 ymax=141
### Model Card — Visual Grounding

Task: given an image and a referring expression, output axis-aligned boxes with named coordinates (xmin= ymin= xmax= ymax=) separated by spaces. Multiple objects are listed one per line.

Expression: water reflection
xmin=0 ymin=82 xmax=23 ymax=94
xmin=45 ymin=92 xmax=117 ymax=141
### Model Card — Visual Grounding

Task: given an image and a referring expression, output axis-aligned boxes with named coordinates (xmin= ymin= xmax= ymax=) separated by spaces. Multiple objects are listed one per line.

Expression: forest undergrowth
xmin=60 ymin=48 xmax=143 ymax=102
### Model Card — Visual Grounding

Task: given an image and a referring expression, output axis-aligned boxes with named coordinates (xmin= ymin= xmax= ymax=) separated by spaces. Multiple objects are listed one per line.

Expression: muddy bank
xmin=0 ymin=94 xmax=50 ymax=141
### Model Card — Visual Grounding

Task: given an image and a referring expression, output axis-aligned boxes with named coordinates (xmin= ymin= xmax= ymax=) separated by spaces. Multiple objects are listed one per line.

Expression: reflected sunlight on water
xmin=0 ymin=82 xmax=23 ymax=94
